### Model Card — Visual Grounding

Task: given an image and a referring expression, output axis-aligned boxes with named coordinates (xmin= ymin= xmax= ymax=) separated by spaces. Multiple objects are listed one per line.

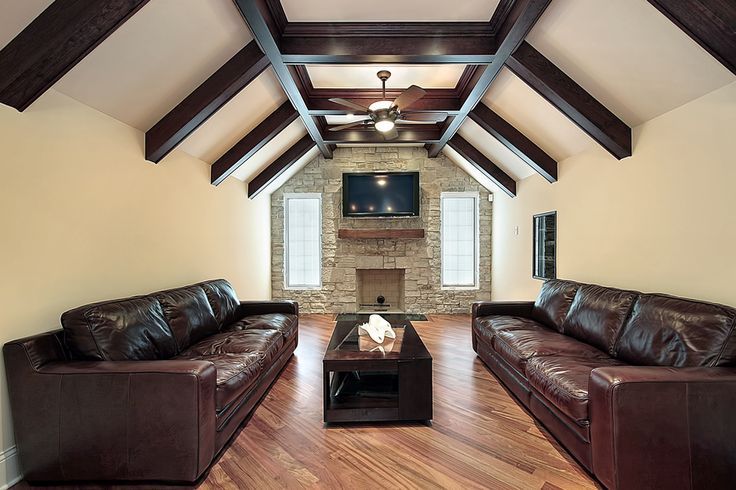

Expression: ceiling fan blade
xmin=392 ymin=85 xmax=426 ymax=110
xmin=382 ymin=127 xmax=399 ymax=141
xmin=328 ymin=98 xmax=371 ymax=112
xmin=399 ymin=111 xmax=448 ymax=122
xmin=328 ymin=119 xmax=370 ymax=131
xmin=395 ymin=120 xmax=438 ymax=125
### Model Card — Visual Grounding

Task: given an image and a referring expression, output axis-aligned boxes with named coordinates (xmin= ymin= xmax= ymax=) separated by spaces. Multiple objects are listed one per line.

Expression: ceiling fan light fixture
xmin=375 ymin=119 xmax=395 ymax=133
xmin=369 ymin=100 xmax=393 ymax=111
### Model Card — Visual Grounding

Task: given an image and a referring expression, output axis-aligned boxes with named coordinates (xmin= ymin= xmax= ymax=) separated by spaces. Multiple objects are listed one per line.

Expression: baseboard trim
xmin=0 ymin=446 xmax=22 ymax=489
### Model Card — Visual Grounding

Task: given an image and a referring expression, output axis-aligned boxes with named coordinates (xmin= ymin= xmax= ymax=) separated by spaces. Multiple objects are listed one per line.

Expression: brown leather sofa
xmin=472 ymin=279 xmax=736 ymax=490
xmin=4 ymin=279 xmax=298 ymax=483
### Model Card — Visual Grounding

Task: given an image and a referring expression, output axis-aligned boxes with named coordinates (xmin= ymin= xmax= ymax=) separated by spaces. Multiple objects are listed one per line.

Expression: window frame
xmin=440 ymin=191 xmax=480 ymax=290
xmin=284 ymin=192 xmax=322 ymax=290
xmin=532 ymin=210 xmax=557 ymax=280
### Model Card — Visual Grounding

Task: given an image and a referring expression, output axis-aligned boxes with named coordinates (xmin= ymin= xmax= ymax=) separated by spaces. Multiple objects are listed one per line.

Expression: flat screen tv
xmin=342 ymin=172 xmax=420 ymax=217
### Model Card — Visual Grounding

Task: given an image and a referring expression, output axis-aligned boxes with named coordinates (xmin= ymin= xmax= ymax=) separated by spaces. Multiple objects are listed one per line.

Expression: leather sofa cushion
xmin=561 ymin=284 xmax=638 ymax=355
xmin=530 ymin=280 xmax=580 ymax=332
xmin=493 ymin=329 xmax=609 ymax=373
xmin=177 ymin=329 xmax=285 ymax=410
xmin=526 ymin=355 xmax=624 ymax=424
xmin=178 ymin=351 xmax=261 ymax=411
xmin=615 ymin=294 xmax=736 ymax=367
xmin=224 ymin=313 xmax=298 ymax=342
xmin=154 ymin=286 xmax=219 ymax=352
xmin=200 ymin=280 xmax=240 ymax=328
xmin=61 ymin=296 xmax=177 ymax=361
xmin=473 ymin=315 xmax=549 ymax=346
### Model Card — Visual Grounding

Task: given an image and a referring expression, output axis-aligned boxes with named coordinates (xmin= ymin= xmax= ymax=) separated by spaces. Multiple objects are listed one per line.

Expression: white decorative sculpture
xmin=357 ymin=314 xmax=396 ymax=344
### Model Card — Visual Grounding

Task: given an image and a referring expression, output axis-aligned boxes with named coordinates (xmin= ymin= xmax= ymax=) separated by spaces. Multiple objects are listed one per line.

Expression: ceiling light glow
xmin=375 ymin=119 xmax=395 ymax=132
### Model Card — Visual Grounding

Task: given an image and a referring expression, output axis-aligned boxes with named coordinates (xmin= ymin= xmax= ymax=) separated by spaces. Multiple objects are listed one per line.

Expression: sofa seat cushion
xmin=176 ymin=329 xmax=285 ymax=410
xmin=493 ymin=329 xmax=609 ymax=373
xmin=180 ymin=329 xmax=285 ymax=363
xmin=473 ymin=315 xmax=549 ymax=346
xmin=526 ymin=355 xmax=625 ymax=425
xmin=224 ymin=313 xmax=298 ymax=343
xmin=181 ymin=352 xmax=262 ymax=411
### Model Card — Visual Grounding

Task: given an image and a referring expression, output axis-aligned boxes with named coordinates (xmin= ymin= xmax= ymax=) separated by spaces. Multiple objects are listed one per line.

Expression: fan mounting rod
xmin=377 ymin=70 xmax=391 ymax=99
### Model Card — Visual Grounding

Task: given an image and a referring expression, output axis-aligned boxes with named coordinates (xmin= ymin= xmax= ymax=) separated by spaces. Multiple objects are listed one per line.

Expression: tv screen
xmin=343 ymin=172 xmax=420 ymax=217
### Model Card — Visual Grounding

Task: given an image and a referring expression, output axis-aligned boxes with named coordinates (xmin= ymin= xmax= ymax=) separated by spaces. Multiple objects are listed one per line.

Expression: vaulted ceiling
xmin=1 ymin=0 xmax=733 ymax=197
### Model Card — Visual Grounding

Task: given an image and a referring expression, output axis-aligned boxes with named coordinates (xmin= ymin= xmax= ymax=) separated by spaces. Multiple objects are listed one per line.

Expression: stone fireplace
xmin=356 ymin=268 xmax=405 ymax=313
xmin=271 ymin=146 xmax=492 ymax=314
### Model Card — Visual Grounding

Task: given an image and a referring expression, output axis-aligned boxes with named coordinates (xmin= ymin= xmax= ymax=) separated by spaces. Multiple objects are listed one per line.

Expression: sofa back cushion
xmin=615 ymin=294 xmax=736 ymax=367
xmin=61 ymin=296 xmax=177 ymax=361
xmin=530 ymin=279 xmax=580 ymax=332
xmin=200 ymin=279 xmax=240 ymax=327
xmin=561 ymin=284 xmax=638 ymax=355
xmin=154 ymin=286 xmax=219 ymax=352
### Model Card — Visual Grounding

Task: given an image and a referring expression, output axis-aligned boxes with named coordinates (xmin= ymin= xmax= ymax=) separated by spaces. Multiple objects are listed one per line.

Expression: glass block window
xmin=441 ymin=192 xmax=479 ymax=288
xmin=284 ymin=193 xmax=322 ymax=289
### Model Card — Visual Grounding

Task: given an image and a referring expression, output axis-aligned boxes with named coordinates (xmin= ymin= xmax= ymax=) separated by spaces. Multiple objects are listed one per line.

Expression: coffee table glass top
xmin=323 ymin=317 xmax=431 ymax=362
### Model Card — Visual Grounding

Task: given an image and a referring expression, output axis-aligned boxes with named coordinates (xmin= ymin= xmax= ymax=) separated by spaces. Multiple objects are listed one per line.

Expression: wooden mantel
xmin=338 ymin=228 xmax=425 ymax=239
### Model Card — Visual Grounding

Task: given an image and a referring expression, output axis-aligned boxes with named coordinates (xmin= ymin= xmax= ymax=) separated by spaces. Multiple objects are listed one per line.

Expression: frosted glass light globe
xmin=369 ymin=100 xmax=393 ymax=111
xmin=375 ymin=119 xmax=395 ymax=132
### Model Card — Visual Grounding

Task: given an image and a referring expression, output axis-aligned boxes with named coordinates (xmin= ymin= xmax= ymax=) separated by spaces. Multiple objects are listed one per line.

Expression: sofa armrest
xmin=4 ymin=342 xmax=217 ymax=482
xmin=472 ymin=301 xmax=534 ymax=319
xmin=589 ymin=366 xmax=736 ymax=490
xmin=235 ymin=300 xmax=298 ymax=318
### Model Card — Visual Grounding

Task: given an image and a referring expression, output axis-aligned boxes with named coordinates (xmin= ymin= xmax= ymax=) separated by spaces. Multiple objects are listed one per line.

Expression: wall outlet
xmin=514 ymin=225 xmax=519 ymax=236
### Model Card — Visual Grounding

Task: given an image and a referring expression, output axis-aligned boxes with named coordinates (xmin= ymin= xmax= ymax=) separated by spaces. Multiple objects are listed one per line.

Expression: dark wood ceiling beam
xmin=232 ymin=0 xmax=333 ymax=158
xmin=322 ymin=127 xmax=442 ymax=145
xmin=0 ymin=0 xmax=149 ymax=111
xmin=426 ymin=0 xmax=551 ymax=157
xmin=145 ymin=41 xmax=270 ymax=163
xmin=469 ymin=103 xmax=557 ymax=182
xmin=279 ymin=23 xmax=497 ymax=64
xmin=448 ymin=135 xmax=516 ymax=197
xmin=248 ymin=135 xmax=316 ymax=198
xmin=211 ymin=101 xmax=298 ymax=186
xmin=647 ymin=0 xmax=736 ymax=75
xmin=506 ymin=41 xmax=632 ymax=159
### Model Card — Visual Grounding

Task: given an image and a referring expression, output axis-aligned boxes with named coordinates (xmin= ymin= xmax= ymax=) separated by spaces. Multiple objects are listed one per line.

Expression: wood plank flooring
xmin=15 ymin=314 xmax=599 ymax=489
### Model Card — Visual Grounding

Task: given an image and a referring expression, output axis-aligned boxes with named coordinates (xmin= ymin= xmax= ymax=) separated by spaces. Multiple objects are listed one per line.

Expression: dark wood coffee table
xmin=322 ymin=316 xmax=432 ymax=423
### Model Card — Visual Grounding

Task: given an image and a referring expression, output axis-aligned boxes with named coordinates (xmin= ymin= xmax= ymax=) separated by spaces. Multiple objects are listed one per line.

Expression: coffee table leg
xmin=323 ymin=367 xmax=330 ymax=423
xmin=398 ymin=359 xmax=433 ymax=421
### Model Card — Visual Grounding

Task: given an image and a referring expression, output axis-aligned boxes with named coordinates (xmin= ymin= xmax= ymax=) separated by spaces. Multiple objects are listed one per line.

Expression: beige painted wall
xmin=492 ymin=82 xmax=736 ymax=306
xmin=0 ymin=90 xmax=271 ymax=471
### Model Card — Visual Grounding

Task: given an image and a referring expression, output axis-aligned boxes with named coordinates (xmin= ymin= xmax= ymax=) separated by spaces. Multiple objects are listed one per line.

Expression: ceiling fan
xmin=327 ymin=70 xmax=448 ymax=140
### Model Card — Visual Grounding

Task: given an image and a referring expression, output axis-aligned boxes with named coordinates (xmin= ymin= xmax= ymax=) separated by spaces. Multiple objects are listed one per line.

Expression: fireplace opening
xmin=356 ymin=269 xmax=405 ymax=313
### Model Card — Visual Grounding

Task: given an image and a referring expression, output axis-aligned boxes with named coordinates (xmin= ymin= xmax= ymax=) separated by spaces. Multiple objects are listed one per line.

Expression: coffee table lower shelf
xmin=322 ymin=361 xmax=432 ymax=424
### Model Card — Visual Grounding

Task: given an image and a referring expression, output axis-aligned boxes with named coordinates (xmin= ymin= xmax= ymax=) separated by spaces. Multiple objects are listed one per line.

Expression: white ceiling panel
xmin=526 ymin=0 xmax=733 ymax=126
xmin=0 ymin=0 xmax=53 ymax=50
xmin=458 ymin=118 xmax=536 ymax=182
xmin=53 ymin=0 xmax=252 ymax=131
xmin=482 ymin=68 xmax=593 ymax=162
xmin=179 ymin=69 xmax=287 ymax=164
xmin=231 ymin=119 xmax=308 ymax=182
xmin=306 ymin=65 xmax=467 ymax=89
xmin=281 ymin=0 xmax=498 ymax=22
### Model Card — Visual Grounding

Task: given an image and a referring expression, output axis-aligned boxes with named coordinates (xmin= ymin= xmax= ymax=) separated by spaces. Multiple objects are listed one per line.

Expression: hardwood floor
xmin=15 ymin=314 xmax=599 ymax=490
